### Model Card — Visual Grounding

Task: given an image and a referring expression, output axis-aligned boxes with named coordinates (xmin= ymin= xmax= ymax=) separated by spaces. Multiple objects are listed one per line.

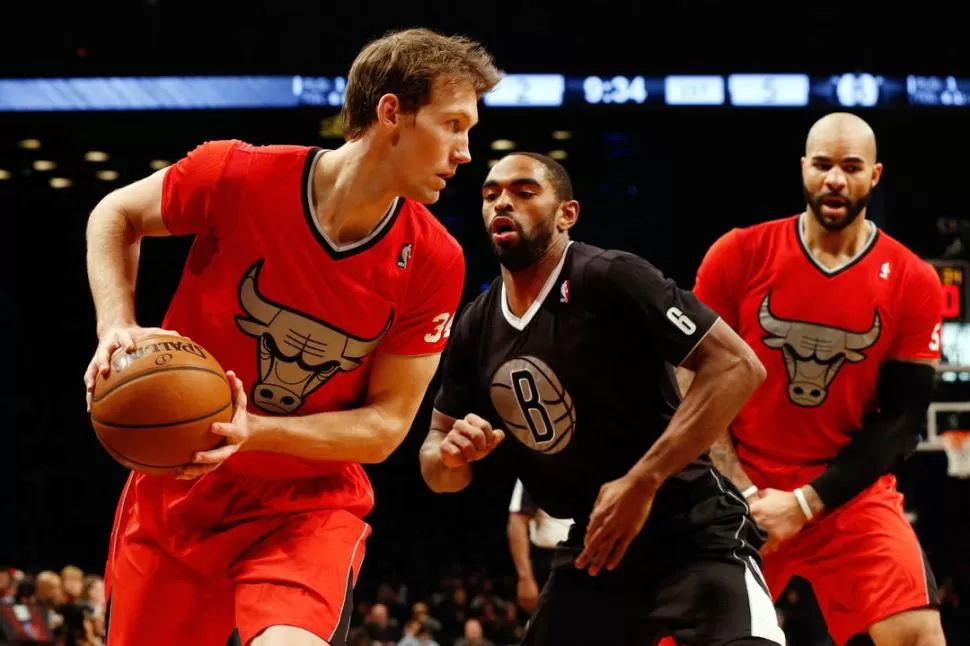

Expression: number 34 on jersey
xmin=425 ymin=312 xmax=456 ymax=343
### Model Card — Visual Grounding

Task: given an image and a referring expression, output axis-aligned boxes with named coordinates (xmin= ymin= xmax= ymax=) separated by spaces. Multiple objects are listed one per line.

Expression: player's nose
xmin=493 ymin=192 xmax=513 ymax=212
xmin=823 ymin=168 xmax=847 ymax=189
xmin=453 ymin=147 xmax=471 ymax=165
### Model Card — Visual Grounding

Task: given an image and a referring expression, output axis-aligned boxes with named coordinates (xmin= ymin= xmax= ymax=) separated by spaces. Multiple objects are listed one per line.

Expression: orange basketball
xmin=90 ymin=334 xmax=233 ymax=475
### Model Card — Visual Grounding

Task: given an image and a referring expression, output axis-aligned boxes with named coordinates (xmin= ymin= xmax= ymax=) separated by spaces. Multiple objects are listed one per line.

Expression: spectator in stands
xmin=398 ymin=619 xmax=440 ymax=646
xmin=438 ymin=586 xmax=470 ymax=639
xmin=485 ymin=602 xmax=523 ymax=645
xmin=34 ymin=571 xmax=65 ymax=636
xmin=0 ymin=568 xmax=13 ymax=604
xmin=376 ymin=582 xmax=410 ymax=625
xmin=60 ymin=566 xmax=84 ymax=604
xmin=409 ymin=601 xmax=442 ymax=636
xmin=364 ymin=602 xmax=401 ymax=644
xmin=454 ymin=618 xmax=493 ymax=646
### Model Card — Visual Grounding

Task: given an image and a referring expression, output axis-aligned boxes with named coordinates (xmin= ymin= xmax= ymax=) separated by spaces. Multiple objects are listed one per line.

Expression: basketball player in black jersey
xmin=419 ymin=153 xmax=787 ymax=645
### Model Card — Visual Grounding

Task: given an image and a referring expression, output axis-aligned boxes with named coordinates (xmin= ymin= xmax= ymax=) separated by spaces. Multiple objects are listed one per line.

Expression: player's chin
xmin=410 ymin=186 xmax=442 ymax=205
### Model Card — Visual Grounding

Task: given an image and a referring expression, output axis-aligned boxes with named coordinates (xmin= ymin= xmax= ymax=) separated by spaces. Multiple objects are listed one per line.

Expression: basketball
xmin=489 ymin=355 xmax=576 ymax=455
xmin=89 ymin=334 xmax=233 ymax=475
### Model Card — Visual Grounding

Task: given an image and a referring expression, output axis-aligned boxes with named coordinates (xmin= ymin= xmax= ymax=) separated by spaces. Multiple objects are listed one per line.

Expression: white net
xmin=941 ymin=431 xmax=970 ymax=479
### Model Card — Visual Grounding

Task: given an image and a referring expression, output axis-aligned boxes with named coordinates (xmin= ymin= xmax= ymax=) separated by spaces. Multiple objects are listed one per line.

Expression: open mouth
xmin=489 ymin=216 xmax=519 ymax=242
xmin=821 ymin=195 xmax=848 ymax=209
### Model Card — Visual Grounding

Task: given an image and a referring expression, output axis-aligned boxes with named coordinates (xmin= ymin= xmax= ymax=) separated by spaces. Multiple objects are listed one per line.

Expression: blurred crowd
xmin=0 ymin=566 xmax=104 ymax=645
xmin=343 ymin=560 xmax=970 ymax=646
xmin=3 ymin=549 xmax=968 ymax=645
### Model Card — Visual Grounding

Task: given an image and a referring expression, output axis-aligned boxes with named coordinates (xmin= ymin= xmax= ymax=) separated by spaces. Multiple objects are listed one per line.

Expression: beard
xmin=489 ymin=216 xmax=555 ymax=273
xmin=803 ymin=185 xmax=870 ymax=232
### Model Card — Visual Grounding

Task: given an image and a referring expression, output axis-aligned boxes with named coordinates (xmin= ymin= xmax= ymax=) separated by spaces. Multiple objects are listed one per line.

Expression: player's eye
xmin=449 ymin=120 xmax=461 ymax=132
xmin=519 ymin=191 xmax=535 ymax=198
xmin=483 ymin=192 xmax=496 ymax=201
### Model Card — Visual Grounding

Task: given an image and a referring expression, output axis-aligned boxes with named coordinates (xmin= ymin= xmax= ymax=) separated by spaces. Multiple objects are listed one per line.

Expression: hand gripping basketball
xmin=84 ymin=325 xmax=183 ymax=411
xmin=440 ymin=413 xmax=505 ymax=469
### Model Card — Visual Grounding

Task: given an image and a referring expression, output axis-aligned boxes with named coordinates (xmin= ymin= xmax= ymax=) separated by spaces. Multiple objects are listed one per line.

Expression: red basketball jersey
xmin=159 ymin=139 xmax=465 ymax=479
xmin=693 ymin=214 xmax=943 ymax=485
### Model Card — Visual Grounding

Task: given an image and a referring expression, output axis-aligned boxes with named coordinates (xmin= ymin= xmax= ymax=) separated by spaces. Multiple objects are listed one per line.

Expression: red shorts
xmin=755 ymin=474 xmax=938 ymax=645
xmin=104 ymin=462 xmax=374 ymax=645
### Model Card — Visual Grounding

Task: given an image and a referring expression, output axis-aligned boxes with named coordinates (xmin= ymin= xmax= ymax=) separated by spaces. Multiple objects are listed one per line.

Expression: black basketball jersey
xmin=433 ymin=241 xmax=721 ymax=523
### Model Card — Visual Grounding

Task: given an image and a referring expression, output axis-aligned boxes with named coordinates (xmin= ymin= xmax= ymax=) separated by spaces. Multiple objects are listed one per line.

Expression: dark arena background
xmin=3 ymin=2 xmax=970 ymax=644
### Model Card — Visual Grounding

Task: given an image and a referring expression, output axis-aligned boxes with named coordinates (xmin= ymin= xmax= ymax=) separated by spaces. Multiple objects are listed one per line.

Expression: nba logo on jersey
xmin=879 ymin=262 xmax=891 ymax=280
xmin=397 ymin=243 xmax=412 ymax=269
xmin=560 ymin=280 xmax=570 ymax=303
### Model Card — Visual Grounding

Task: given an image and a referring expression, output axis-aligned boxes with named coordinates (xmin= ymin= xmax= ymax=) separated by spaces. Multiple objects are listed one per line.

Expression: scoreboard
xmin=928 ymin=259 xmax=968 ymax=322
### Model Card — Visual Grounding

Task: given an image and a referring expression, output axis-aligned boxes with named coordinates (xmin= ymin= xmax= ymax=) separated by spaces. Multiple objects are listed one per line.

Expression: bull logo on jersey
xmin=235 ymin=260 xmax=393 ymax=414
xmin=758 ymin=292 xmax=881 ymax=407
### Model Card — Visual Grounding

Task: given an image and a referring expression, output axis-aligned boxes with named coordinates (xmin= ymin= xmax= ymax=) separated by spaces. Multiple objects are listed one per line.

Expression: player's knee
xmin=249 ymin=625 xmax=330 ymax=646
xmin=867 ymin=608 xmax=945 ymax=646
xmin=902 ymin=623 xmax=946 ymax=646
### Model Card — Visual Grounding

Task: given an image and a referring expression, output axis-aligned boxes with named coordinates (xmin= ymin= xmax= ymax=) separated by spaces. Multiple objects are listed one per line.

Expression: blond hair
xmin=341 ymin=28 xmax=502 ymax=140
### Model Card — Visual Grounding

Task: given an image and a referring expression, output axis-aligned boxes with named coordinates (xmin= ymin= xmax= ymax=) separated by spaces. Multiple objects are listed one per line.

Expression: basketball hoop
xmin=940 ymin=431 xmax=970 ymax=479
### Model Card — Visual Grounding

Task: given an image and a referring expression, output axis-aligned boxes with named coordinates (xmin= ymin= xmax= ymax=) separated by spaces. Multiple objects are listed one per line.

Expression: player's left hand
xmin=175 ymin=371 xmax=250 ymax=480
xmin=748 ymin=488 xmax=809 ymax=553
xmin=575 ymin=474 xmax=658 ymax=576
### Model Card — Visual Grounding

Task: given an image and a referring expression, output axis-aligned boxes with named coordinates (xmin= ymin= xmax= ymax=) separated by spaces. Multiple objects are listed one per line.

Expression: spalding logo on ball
xmin=90 ymin=335 xmax=233 ymax=476
xmin=489 ymin=355 xmax=576 ymax=454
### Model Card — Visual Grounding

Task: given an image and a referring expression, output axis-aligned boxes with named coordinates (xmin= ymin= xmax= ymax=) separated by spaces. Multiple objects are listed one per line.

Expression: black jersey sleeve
xmin=592 ymin=251 xmax=721 ymax=366
xmin=432 ymin=302 xmax=480 ymax=420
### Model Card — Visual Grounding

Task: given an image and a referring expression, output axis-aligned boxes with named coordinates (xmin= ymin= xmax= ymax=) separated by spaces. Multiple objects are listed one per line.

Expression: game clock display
xmin=929 ymin=259 xmax=969 ymax=322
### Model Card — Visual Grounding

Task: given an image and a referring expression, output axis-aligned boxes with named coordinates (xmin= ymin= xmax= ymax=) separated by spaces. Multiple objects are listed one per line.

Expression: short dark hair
xmin=504 ymin=152 xmax=574 ymax=201
xmin=341 ymin=28 xmax=502 ymax=141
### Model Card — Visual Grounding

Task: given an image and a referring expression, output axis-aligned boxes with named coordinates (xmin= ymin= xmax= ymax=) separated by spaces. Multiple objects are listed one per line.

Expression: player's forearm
xmin=507 ymin=514 xmax=535 ymax=580
xmin=245 ymin=405 xmax=407 ymax=463
xmin=709 ymin=433 xmax=755 ymax=491
xmin=809 ymin=360 xmax=936 ymax=512
xmin=675 ymin=367 xmax=755 ymax=491
xmin=86 ymin=204 xmax=141 ymax=336
xmin=630 ymin=348 xmax=765 ymax=489
xmin=419 ymin=430 xmax=473 ymax=493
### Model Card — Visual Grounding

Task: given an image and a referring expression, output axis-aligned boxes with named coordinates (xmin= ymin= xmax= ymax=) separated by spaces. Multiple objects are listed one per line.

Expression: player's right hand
xmin=516 ymin=575 xmax=540 ymax=613
xmin=439 ymin=413 xmax=505 ymax=469
xmin=84 ymin=325 xmax=182 ymax=411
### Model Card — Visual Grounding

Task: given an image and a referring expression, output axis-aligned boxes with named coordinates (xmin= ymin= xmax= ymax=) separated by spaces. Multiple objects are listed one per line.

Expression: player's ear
xmin=870 ymin=162 xmax=884 ymax=189
xmin=376 ymin=94 xmax=403 ymax=130
xmin=557 ymin=200 xmax=580 ymax=232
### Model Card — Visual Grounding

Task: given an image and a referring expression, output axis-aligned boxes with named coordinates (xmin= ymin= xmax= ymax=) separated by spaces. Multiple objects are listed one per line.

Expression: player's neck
xmin=310 ymin=142 xmax=399 ymax=245
xmin=502 ymin=236 xmax=570 ymax=317
xmin=801 ymin=210 xmax=873 ymax=269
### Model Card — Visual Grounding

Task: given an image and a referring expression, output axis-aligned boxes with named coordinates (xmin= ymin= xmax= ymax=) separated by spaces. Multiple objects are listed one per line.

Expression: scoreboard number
xmin=928 ymin=259 xmax=968 ymax=322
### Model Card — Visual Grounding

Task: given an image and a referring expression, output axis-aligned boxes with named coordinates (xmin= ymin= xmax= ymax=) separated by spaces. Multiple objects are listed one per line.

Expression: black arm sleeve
xmin=595 ymin=252 xmax=721 ymax=366
xmin=431 ymin=303 xmax=480 ymax=420
xmin=810 ymin=361 xmax=937 ymax=510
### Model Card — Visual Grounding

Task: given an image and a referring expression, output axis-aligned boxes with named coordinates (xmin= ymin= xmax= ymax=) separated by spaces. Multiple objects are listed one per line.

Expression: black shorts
xmin=523 ymin=471 xmax=786 ymax=646
xmin=532 ymin=545 xmax=556 ymax=588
